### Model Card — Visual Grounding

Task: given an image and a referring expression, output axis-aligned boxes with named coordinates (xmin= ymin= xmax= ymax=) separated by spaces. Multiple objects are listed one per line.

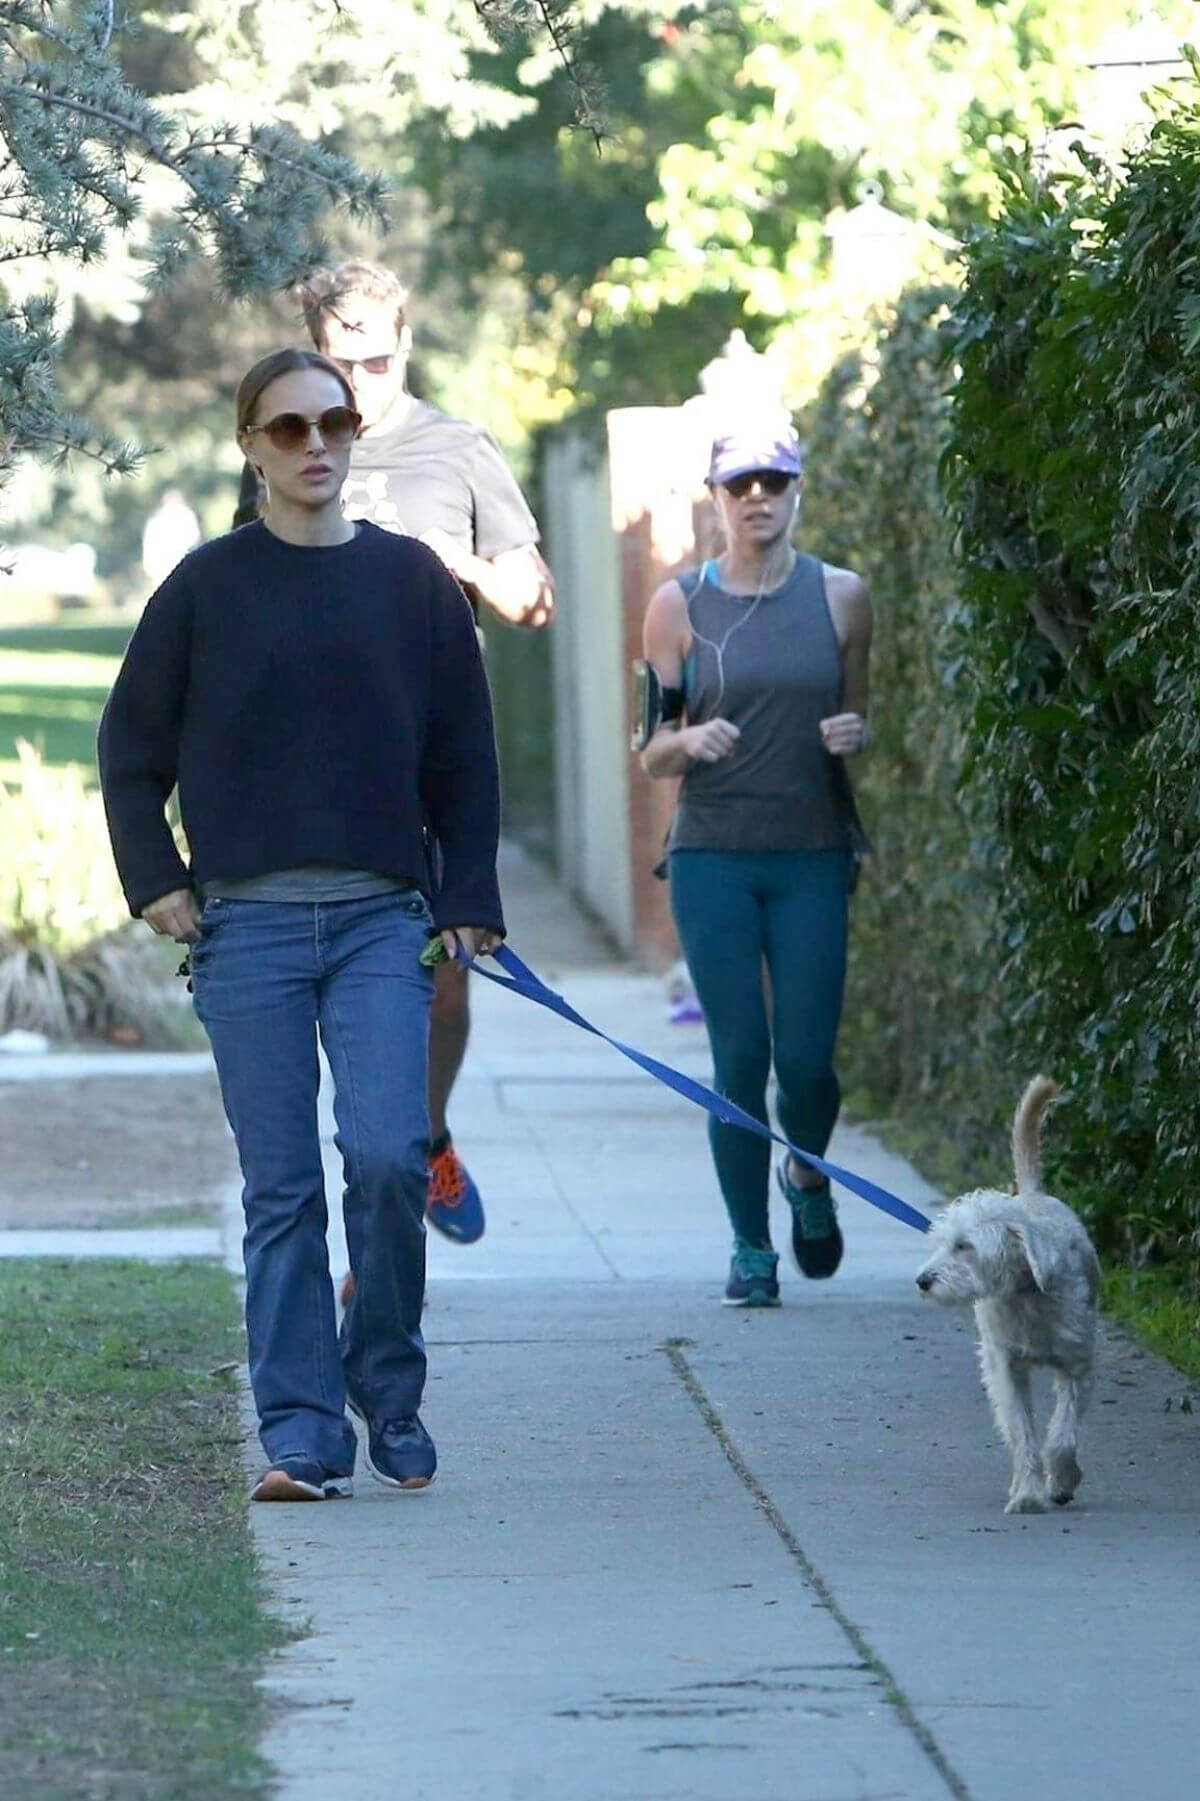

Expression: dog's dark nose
xmin=916 ymin=1271 xmax=935 ymax=1292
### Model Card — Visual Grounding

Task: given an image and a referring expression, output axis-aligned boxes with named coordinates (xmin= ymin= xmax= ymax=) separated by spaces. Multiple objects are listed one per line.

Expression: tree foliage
xmin=0 ymin=0 xmax=389 ymax=476
xmin=409 ymin=0 xmax=1139 ymax=420
xmin=0 ymin=0 xmax=605 ymax=518
xmin=943 ymin=74 xmax=1200 ymax=1268
xmin=8 ymin=1 xmax=1161 ymax=568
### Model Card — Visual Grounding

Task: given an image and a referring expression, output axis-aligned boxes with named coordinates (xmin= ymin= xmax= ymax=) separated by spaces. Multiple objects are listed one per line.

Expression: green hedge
xmin=942 ymin=101 xmax=1200 ymax=1269
xmin=805 ymin=86 xmax=1200 ymax=1273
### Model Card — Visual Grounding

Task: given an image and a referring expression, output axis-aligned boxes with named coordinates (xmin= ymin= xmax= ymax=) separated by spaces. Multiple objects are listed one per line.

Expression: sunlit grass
xmin=0 ymin=647 xmax=123 ymax=688
xmin=0 ymin=616 xmax=128 ymax=771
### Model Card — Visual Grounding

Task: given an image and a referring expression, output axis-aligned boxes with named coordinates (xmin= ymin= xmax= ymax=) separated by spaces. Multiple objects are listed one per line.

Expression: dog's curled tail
xmin=1011 ymin=1075 xmax=1061 ymax=1193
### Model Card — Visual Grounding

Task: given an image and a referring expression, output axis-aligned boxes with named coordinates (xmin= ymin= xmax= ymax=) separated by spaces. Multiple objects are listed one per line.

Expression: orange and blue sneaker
xmin=426 ymin=1134 xmax=485 ymax=1244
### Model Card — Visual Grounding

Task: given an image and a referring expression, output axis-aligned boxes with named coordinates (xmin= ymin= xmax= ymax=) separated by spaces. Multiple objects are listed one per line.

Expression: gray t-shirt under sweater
xmin=202 ymin=867 xmax=412 ymax=903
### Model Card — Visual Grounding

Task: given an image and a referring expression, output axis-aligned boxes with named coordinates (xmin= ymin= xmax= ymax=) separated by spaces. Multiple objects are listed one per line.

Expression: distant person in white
xmin=141 ymin=489 xmax=201 ymax=589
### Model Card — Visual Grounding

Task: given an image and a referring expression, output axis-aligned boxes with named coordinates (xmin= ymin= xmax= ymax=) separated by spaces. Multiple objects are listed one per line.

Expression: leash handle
xmin=467 ymin=943 xmax=930 ymax=1234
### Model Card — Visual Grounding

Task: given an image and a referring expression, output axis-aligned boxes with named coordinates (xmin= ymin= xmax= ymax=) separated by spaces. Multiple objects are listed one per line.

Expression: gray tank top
xmin=670 ymin=553 xmax=865 ymax=854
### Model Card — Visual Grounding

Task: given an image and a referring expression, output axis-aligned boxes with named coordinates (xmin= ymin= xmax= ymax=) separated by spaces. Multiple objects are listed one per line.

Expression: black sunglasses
xmin=720 ymin=469 xmax=794 ymax=499
xmin=243 ymin=405 xmax=362 ymax=452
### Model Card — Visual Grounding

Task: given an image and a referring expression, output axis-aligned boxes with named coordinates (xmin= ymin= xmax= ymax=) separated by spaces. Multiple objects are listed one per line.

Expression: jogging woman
xmin=99 ymin=347 xmax=503 ymax=1496
xmin=640 ymin=423 xmax=871 ymax=1305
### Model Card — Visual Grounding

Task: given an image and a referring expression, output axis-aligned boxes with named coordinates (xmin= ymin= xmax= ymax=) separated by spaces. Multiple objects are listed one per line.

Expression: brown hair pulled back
xmin=235 ymin=348 xmax=355 ymax=435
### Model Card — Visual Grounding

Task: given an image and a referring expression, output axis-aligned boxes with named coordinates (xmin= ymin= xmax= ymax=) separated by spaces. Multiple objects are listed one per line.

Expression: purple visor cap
xmin=707 ymin=426 xmax=803 ymax=487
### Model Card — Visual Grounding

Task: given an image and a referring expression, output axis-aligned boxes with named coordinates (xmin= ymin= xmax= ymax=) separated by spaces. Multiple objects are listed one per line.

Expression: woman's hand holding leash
xmin=422 ymin=927 xmax=504 ymax=968
xmin=819 ymin=712 xmax=870 ymax=757
xmin=442 ymin=926 xmax=503 ymax=961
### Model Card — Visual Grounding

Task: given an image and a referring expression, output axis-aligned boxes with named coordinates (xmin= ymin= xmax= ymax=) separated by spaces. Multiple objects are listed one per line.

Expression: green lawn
xmin=0 ymin=1260 xmax=285 ymax=1799
xmin=0 ymin=613 xmax=131 ymax=774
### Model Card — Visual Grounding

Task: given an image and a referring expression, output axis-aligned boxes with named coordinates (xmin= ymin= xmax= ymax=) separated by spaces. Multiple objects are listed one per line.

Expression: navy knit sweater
xmin=98 ymin=520 xmax=504 ymax=932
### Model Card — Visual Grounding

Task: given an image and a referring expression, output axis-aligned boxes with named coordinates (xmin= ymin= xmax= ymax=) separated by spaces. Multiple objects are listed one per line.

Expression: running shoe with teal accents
xmin=723 ymin=1242 xmax=781 ymax=1307
xmin=777 ymin=1161 xmax=843 ymax=1279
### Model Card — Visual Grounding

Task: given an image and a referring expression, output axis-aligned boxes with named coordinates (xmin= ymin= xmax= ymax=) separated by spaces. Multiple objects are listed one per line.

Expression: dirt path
xmin=0 ymin=1067 xmax=236 ymax=1229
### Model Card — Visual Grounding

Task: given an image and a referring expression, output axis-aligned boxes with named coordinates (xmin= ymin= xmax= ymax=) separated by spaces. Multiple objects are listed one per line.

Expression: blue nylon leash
xmin=465 ymin=943 xmax=931 ymax=1235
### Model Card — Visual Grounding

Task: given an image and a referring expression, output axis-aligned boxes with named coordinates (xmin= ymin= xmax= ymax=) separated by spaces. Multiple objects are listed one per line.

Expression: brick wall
xmin=607 ymin=409 xmax=723 ymax=967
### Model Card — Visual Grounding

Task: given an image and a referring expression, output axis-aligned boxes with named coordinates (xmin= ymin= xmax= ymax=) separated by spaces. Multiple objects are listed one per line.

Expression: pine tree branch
xmin=472 ymin=0 xmax=605 ymax=150
xmin=0 ymin=84 xmax=355 ymax=203
xmin=16 ymin=424 xmax=137 ymax=472
xmin=0 ymin=0 xmax=388 ymax=495
xmin=528 ymin=0 xmax=604 ymax=151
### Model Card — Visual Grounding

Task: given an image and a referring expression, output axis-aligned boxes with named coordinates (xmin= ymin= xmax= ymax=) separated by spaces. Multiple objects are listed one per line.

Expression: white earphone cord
xmin=687 ymin=537 xmax=792 ymax=719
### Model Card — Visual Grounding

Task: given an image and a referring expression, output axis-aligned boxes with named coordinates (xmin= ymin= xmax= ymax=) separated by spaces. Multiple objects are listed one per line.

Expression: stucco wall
xmin=542 ymin=427 xmax=633 ymax=950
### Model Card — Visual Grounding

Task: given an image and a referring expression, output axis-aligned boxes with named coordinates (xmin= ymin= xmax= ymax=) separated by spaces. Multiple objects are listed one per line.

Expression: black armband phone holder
xmin=631 ymin=659 xmax=685 ymax=752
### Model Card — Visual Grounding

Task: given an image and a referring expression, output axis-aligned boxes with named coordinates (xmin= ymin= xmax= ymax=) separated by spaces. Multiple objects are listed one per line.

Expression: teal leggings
xmin=669 ymin=848 xmax=850 ymax=1250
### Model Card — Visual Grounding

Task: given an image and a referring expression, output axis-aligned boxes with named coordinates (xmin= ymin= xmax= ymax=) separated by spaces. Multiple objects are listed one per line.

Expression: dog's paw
xmin=1005 ymin=1488 xmax=1049 ymax=1514
xmin=1046 ymin=1453 xmax=1082 ymax=1505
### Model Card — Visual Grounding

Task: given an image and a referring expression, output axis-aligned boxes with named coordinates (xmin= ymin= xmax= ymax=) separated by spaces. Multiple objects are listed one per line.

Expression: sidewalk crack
xmin=515 ymin=1112 xmax=623 ymax=1278
xmin=661 ymin=1337 xmax=972 ymax=1801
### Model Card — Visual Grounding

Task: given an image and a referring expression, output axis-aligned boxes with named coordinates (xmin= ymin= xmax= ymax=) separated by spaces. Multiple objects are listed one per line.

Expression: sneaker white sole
xmin=251 ymin=1469 xmax=353 ymax=1502
xmin=365 ymin=1460 xmax=437 ymax=1492
xmin=349 ymin=1398 xmax=437 ymax=1490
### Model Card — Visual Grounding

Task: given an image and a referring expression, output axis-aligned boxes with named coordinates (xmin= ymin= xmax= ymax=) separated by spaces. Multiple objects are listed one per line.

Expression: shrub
xmin=943 ymin=94 xmax=1200 ymax=1271
xmin=0 ymin=741 xmax=191 ymax=1044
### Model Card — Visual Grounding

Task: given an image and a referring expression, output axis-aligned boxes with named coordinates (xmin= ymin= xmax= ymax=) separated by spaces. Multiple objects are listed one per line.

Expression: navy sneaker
xmin=251 ymin=1460 xmax=353 ymax=1502
xmin=722 ymin=1242 xmax=781 ymax=1308
xmin=777 ymin=1162 xmax=843 ymax=1279
xmin=364 ymin=1415 xmax=438 ymax=1491
xmin=426 ymin=1136 xmax=485 ymax=1244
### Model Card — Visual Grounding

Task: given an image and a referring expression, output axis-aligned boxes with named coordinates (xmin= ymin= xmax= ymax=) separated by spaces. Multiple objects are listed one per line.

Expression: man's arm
xmin=419 ymin=532 xmax=554 ymax=628
xmin=425 ymin=428 xmax=555 ymax=628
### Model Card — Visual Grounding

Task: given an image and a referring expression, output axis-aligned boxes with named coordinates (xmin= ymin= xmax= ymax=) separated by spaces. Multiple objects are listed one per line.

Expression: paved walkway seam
xmin=517 ymin=1113 xmax=624 ymax=1279
xmin=662 ymin=1336 xmax=974 ymax=1801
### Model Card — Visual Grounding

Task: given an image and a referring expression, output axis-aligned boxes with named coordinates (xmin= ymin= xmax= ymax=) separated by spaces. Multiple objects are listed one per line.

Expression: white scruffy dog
xmin=915 ymin=1077 xmax=1100 ymax=1514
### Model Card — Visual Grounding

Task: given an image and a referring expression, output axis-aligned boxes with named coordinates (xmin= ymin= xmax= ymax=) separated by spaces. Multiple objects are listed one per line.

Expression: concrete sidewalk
xmin=244 ymin=845 xmax=1200 ymax=1801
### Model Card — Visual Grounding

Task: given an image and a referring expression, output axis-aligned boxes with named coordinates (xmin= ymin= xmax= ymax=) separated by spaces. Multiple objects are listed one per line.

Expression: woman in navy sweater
xmin=99 ymin=347 xmax=504 ymax=1501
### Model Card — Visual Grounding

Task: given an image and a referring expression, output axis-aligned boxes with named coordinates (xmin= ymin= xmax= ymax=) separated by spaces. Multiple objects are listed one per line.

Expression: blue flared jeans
xmin=190 ymin=890 xmax=434 ymax=1474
